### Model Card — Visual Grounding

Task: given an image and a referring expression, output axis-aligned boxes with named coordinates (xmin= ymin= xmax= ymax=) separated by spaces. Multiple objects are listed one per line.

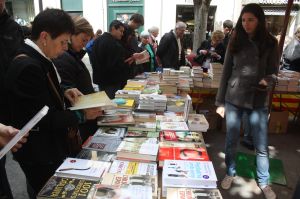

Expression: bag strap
xmin=47 ymin=73 xmax=65 ymax=110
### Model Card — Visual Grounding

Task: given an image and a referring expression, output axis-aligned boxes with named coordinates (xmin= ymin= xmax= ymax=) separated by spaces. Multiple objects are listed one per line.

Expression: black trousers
xmin=18 ymin=161 xmax=61 ymax=199
xmin=0 ymin=156 xmax=13 ymax=199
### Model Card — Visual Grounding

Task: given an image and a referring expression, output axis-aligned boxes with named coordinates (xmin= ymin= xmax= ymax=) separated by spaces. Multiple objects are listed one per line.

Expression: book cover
xmin=158 ymin=147 xmax=209 ymax=167
xmin=117 ymin=98 xmax=135 ymax=109
xmin=127 ymin=122 xmax=157 ymax=132
xmin=159 ymin=122 xmax=189 ymax=131
xmin=76 ymin=149 xmax=117 ymax=162
xmin=109 ymin=160 xmax=157 ymax=176
xmin=162 ymin=160 xmax=217 ymax=188
xmin=55 ymin=158 xmax=111 ymax=181
xmin=69 ymin=92 xmax=117 ymax=110
xmin=97 ymin=114 xmax=135 ymax=126
xmin=37 ymin=176 xmax=96 ymax=199
xmin=90 ymin=184 xmax=152 ymax=199
xmin=125 ymin=131 xmax=159 ymax=138
xmin=166 ymin=188 xmax=223 ymax=199
xmin=82 ymin=136 xmax=122 ymax=153
xmin=160 ymin=131 xmax=204 ymax=143
xmin=93 ymin=127 xmax=126 ymax=138
xmin=116 ymin=139 xmax=159 ymax=162
xmin=101 ymin=173 xmax=157 ymax=199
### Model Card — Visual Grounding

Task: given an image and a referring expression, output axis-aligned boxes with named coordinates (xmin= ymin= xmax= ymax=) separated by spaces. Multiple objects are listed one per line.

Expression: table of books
xmin=36 ymin=77 xmax=224 ymax=199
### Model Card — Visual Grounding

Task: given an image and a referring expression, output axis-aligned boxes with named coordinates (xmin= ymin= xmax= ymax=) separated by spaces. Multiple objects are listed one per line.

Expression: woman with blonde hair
xmin=53 ymin=16 xmax=98 ymax=142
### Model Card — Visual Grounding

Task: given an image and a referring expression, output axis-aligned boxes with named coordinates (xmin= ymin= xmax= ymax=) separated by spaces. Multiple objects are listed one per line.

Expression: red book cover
xmin=158 ymin=147 xmax=209 ymax=167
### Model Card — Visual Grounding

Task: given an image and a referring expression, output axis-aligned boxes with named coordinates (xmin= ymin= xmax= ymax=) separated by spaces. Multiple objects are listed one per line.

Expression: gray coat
xmin=215 ymin=39 xmax=279 ymax=109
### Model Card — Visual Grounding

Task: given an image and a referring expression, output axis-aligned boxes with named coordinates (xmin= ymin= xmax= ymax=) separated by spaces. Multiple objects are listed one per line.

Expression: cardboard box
xmin=268 ymin=111 xmax=289 ymax=133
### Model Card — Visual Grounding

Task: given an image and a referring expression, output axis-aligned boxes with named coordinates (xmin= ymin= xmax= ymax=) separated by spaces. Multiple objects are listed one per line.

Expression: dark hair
xmin=109 ymin=20 xmax=125 ymax=32
xmin=223 ymin=20 xmax=233 ymax=29
xmin=31 ymin=8 xmax=74 ymax=40
xmin=130 ymin=13 xmax=144 ymax=26
xmin=228 ymin=3 xmax=277 ymax=56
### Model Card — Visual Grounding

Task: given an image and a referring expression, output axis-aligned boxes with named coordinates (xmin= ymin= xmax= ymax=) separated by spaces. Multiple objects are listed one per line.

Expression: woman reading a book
xmin=53 ymin=16 xmax=98 ymax=142
xmin=215 ymin=3 xmax=279 ymax=199
xmin=4 ymin=9 xmax=102 ymax=198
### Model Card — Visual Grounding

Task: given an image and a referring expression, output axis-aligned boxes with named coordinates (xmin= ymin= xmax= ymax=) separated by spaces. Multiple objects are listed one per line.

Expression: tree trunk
xmin=193 ymin=0 xmax=211 ymax=53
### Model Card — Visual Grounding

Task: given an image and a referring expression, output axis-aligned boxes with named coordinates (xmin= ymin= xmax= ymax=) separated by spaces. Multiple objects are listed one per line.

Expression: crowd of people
xmin=1 ymin=0 xmax=299 ymax=198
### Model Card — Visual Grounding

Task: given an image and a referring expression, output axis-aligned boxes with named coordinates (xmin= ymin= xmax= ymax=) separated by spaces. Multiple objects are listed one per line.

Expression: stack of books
xmin=158 ymin=131 xmax=209 ymax=167
xmin=159 ymin=82 xmax=178 ymax=94
xmin=162 ymin=160 xmax=217 ymax=197
xmin=166 ymin=95 xmax=186 ymax=113
xmin=192 ymin=66 xmax=204 ymax=88
xmin=115 ymin=90 xmax=141 ymax=103
xmin=138 ymin=94 xmax=167 ymax=111
xmin=187 ymin=114 xmax=209 ymax=132
xmin=211 ymin=63 xmax=223 ymax=88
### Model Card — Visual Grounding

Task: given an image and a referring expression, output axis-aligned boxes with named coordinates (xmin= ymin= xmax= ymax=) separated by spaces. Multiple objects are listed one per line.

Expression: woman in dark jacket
xmin=215 ymin=4 xmax=279 ymax=199
xmin=53 ymin=16 xmax=97 ymax=141
xmin=196 ymin=30 xmax=225 ymax=72
xmin=4 ymin=9 xmax=101 ymax=198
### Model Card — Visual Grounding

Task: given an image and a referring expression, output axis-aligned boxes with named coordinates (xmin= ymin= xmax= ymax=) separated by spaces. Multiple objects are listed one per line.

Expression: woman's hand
xmin=64 ymin=88 xmax=83 ymax=105
xmin=83 ymin=107 xmax=103 ymax=120
xmin=216 ymin=106 xmax=225 ymax=118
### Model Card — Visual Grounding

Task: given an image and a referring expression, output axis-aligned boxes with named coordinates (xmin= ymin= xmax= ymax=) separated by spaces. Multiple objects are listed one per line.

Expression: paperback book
xmin=162 ymin=160 xmax=217 ymax=188
xmin=116 ymin=139 xmax=159 ymax=162
xmin=82 ymin=136 xmax=122 ymax=153
xmin=37 ymin=176 xmax=96 ymax=199
xmin=97 ymin=114 xmax=135 ymax=126
xmin=55 ymin=158 xmax=111 ymax=181
xmin=101 ymin=173 xmax=157 ymax=199
xmin=125 ymin=131 xmax=159 ymax=138
xmin=166 ymin=188 xmax=222 ymax=199
xmin=158 ymin=147 xmax=209 ymax=167
xmin=160 ymin=131 xmax=204 ymax=143
xmin=69 ymin=92 xmax=117 ymax=110
xmin=76 ymin=149 xmax=117 ymax=162
xmin=93 ymin=126 xmax=126 ymax=139
xmin=127 ymin=122 xmax=157 ymax=132
xmin=109 ymin=160 xmax=157 ymax=176
xmin=159 ymin=121 xmax=189 ymax=131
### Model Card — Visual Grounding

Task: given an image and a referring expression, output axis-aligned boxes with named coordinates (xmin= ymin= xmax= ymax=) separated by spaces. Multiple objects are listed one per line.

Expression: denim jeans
xmin=225 ymin=102 xmax=270 ymax=186
xmin=242 ymin=112 xmax=253 ymax=144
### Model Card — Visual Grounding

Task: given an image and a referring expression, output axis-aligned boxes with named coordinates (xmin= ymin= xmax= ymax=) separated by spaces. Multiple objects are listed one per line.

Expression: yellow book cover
xmin=118 ymin=99 xmax=135 ymax=109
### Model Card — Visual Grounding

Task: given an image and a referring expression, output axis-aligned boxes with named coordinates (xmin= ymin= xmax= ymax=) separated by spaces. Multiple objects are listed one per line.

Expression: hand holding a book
xmin=0 ymin=123 xmax=28 ymax=152
xmin=83 ymin=107 xmax=103 ymax=120
xmin=64 ymin=88 xmax=83 ymax=105
xmin=216 ymin=106 xmax=225 ymax=118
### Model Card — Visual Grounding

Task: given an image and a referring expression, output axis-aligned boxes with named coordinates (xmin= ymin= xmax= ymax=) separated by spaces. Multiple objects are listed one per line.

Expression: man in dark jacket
xmin=157 ymin=21 xmax=186 ymax=70
xmin=0 ymin=1 xmax=23 ymax=198
xmin=91 ymin=20 xmax=129 ymax=99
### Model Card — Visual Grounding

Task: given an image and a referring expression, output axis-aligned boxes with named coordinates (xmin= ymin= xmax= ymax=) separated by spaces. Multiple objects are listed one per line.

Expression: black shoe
xmin=240 ymin=140 xmax=255 ymax=151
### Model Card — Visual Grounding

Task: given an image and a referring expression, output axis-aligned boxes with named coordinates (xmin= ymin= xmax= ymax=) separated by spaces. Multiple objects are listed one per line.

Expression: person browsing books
xmin=4 ymin=9 xmax=102 ymax=198
xmin=215 ymin=4 xmax=279 ymax=199
xmin=91 ymin=20 xmax=129 ymax=99
xmin=53 ymin=16 xmax=99 ymax=142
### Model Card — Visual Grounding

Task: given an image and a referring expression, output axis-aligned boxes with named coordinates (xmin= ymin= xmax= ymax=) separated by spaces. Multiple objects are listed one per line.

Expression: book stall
xmin=36 ymin=66 xmax=225 ymax=199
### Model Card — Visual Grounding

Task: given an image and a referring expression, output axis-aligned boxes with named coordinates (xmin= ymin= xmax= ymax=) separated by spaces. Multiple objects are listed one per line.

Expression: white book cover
xmin=163 ymin=160 xmax=217 ymax=188
xmin=82 ymin=136 xmax=122 ymax=153
xmin=55 ymin=158 xmax=111 ymax=181
xmin=160 ymin=122 xmax=189 ymax=131
xmin=188 ymin=114 xmax=209 ymax=132
xmin=109 ymin=160 xmax=157 ymax=176
xmin=116 ymin=140 xmax=159 ymax=156
xmin=166 ymin=187 xmax=223 ymax=199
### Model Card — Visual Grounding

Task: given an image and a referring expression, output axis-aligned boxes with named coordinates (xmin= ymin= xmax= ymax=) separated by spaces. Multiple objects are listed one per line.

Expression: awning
xmin=264 ymin=8 xmax=299 ymax=15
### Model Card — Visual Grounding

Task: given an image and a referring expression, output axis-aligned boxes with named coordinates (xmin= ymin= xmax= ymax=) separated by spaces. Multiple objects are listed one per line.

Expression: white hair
xmin=175 ymin=21 xmax=187 ymax=29
xmin=148 ymin=26 xmax=159 ymax=33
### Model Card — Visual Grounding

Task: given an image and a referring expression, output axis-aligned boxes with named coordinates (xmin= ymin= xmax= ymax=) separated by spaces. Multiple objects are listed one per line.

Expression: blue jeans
xmin=225 ymin=102 xmax=270 ymax=186
xmin=242 ymin=112 xmax=253 ymax=144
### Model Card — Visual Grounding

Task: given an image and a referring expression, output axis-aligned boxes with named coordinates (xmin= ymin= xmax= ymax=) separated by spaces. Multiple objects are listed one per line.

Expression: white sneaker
xmin=221 ymin=175 xmax=235 ymax=190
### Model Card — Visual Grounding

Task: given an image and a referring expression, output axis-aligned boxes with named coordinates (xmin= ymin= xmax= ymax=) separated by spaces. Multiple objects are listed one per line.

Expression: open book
xmin=0 ymin=106 xmax=49 ymax=159
xmin=135 ymin=50 xmax=150 ymax=65
xmin=69 ymin=91 xmax=117 ymax=110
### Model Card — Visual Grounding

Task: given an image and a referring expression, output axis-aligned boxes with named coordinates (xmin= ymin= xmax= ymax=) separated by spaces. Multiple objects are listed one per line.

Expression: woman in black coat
xmin=196 ymin=30 xmax=226 ymax=72
xmin=53 ymin=16 xmax=97 ymax=141
xmin=4 ymin=9 xmax=101 ymax=198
